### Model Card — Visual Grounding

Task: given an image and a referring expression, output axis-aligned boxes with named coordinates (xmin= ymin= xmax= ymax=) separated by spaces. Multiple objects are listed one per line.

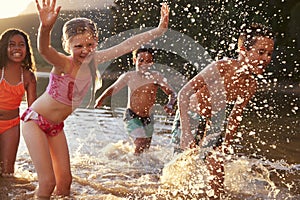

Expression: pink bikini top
xmin=46 ymin=64 xmax=92 ymax=107
xmin=0 ymin=67 xmax=25 ymax=110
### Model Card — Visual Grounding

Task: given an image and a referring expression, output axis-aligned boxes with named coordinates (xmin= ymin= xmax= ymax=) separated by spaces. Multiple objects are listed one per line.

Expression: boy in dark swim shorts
xmin=95 ymin=46 xmax=177 ymax=155
xmin=178 ymin=23 xmax=275 ymax=197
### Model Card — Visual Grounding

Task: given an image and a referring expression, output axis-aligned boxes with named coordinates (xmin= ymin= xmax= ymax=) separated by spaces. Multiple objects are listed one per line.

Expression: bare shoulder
xmin=122 ymin=70 xmax=135 ymax=78
xmin=215 ymin=58 xmax=239 ymax=75
xmin=215 ymin=58 xmax=237 ymax=68
xmin=23 ymin=69 xmax=36 ymax=81
xmin=23 ymin=69 xmax=37 ymax=88
xmin=151 ymin=70 xmax=162 ymax=76
xmin=117 ymin=70 xmax=134 ymax=82
xmin=150 ymin=70 xmax=166 ymax=80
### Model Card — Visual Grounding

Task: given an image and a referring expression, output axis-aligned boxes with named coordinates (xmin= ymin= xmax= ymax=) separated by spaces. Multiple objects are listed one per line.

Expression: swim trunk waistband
xmin=171 ymin=110 xmax=224 ymax=149
xmin=123 ymin=108 xmax=154 ymax=139
xmin=171 ymin=110 xmax=206 ymax=145
xmin=124 ymin=108 xmax=152 ymax=126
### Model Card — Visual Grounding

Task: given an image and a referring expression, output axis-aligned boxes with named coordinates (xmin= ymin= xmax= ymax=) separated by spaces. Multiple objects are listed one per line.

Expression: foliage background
xmin=0 ymin=0 xmax=299 ymax=86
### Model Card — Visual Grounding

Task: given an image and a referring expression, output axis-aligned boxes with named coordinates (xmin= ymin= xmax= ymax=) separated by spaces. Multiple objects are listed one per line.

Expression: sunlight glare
xmin=0 ymin=0 xmax=33 ymax=19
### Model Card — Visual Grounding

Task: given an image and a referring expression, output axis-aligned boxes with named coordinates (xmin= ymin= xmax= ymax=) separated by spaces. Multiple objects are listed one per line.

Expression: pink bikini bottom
xmin=21 ymin=108 xmax=64 ymax=137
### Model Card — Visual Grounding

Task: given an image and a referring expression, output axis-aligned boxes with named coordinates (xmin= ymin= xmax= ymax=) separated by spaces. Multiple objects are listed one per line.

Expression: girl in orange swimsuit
xmin=0 ymin=29 xmax=37 ymax=176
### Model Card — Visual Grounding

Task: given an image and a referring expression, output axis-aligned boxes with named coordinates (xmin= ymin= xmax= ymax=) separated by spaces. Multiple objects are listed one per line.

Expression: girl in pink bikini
xmin=21 ymin=0 xmax=169 ymax=198
xmin=0 ymin=29 xmax=37 ymax=176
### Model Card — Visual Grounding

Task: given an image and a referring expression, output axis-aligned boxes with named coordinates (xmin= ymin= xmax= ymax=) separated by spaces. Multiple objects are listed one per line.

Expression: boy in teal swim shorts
xmin=95 ymin=46 xmax=177 ymax=155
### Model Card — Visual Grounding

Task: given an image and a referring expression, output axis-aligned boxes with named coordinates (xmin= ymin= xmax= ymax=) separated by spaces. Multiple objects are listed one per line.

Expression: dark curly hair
xmin=238 ymin=23 xmax=274 ymax=51
xmin=132 ymin=44 xmax=155 ymax=60
xmin=0 ymin=28 xmax=36 ymax=72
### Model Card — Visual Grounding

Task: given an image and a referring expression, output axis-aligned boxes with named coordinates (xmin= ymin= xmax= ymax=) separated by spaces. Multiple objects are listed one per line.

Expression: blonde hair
xmin=62 ymin=17 xmax=98 ymax=53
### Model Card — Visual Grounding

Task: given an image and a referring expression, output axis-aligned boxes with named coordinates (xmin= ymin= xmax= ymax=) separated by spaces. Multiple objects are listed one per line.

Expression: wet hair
xmin=62 ymin=17 xmax=98 ymax=54
xmin=238 ymin=23 xmax=274 ymax=51
xmin=132 ymin=47 xmax=154 ymax=60
xmin=62 ymin=18 xmax=100 ymax=108
xmin=0 ymin=28 xmax=36 ymax=72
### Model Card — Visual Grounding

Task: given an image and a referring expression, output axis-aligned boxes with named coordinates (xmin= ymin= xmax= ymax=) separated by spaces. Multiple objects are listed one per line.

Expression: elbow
xmin=38 ymin=45 xmax=47 ymax=56
xmin=37 ymin=43 xmax=44 ymax=54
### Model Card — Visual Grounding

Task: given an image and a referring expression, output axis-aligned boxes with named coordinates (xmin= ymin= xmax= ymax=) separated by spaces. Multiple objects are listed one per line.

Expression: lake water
xmin=0 ymin=74 xmax=299 ymax=199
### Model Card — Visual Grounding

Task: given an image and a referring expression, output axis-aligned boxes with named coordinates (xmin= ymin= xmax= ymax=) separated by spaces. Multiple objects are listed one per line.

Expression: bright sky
xmin=0 ymin=0 xmax=33 ymax=19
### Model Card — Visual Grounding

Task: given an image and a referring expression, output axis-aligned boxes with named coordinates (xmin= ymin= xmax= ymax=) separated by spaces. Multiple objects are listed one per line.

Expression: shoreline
xmin=35 ymin=69 xmax=300 ymax=94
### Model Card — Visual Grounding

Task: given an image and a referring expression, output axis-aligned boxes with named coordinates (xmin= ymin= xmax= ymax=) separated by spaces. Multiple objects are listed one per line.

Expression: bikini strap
xmin=21 ymin=67 xmax=24 ymax=83
xmin=0 ymin=67 xmax=24 ymax=83
xmin=0 ymin=67 xmax=4 ymax=81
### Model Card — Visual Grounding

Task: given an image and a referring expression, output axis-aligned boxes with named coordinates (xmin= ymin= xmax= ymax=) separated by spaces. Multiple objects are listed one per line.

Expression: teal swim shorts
xmin=124 ymin=108 xmax=154 ymax=139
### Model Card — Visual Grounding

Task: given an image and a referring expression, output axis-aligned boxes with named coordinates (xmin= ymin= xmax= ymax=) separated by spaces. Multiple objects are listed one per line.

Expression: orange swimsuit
xmin=0 ymin=67 xmax=25 ymax=134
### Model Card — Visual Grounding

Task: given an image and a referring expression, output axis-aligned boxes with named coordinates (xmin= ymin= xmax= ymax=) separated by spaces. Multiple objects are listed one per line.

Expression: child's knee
xmin=134 ymin=137 xmax=152 ymax=154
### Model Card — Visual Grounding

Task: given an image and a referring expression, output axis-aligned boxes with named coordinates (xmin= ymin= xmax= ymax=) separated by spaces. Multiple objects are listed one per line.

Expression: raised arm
xmin=36 ymin=0 xmax=67 ymax=68
xmin=94 ymin=3 xmax=169 ymax=64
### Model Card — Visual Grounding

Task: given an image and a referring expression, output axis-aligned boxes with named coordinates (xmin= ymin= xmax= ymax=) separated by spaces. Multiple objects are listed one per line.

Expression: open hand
xmin=158 ymin=3 xmax=169 ymax=30
xmin=36 ymin=0 xmax=61 ymax=28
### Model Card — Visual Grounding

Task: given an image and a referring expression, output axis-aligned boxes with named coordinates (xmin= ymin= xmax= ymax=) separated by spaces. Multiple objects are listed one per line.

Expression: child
xmin=177 ymin=23 xmax=275 ymax=197
xmin=0 ymin=29 xmax=37 ymax=176
xmin=171 ymin=91 xmax=209 ymax=153
xmin=21 ymin=0 xmax=169 ymax=198
xmin=95 ymin=47 xmax=177 ymax=155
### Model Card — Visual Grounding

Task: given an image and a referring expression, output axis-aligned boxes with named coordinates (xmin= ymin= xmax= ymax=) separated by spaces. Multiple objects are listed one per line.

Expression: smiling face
xmin=7 ymin=34 xmax=27 ymax=64
xmin=67 ymin=32 xmax=98 ymax=66
xmin=134 ymin=51 xmax=154 ymax=73
xmin=62 ymin=18 xmax=98 ymax=66
xmin=244 ymin=36 xmax=274 ymax=75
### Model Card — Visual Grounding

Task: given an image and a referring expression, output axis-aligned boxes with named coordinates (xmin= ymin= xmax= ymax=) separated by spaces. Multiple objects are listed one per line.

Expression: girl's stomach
xmin=30 ymin=93 xmax=74 ymax=123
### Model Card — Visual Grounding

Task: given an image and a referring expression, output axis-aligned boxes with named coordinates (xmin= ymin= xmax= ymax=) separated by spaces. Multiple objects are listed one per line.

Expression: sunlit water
xmin=1 ymin=97 xmax=299 ymax=199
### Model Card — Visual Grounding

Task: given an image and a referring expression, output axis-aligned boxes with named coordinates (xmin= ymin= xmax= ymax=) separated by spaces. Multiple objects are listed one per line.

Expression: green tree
xmin=111 ymin=0 xmax=299 ymax=81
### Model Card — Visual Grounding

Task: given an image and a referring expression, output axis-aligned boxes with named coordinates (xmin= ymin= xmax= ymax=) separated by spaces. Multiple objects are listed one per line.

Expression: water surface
xmin=0 ymin=98 xmax=299 ymax=199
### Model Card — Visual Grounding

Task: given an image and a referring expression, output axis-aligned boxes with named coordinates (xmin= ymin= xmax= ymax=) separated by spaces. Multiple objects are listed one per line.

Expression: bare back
xmin=191 ymin=59 xmax=257 ymax=117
